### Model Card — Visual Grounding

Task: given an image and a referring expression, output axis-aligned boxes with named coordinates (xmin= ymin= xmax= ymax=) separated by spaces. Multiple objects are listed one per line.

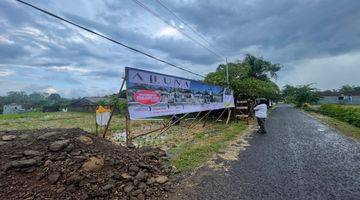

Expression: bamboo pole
xmin=132 ymin=125 xmax=168 ymax=139
xmin=216 ymin=109 xmax=227 ymax=122
xmin=226 ymin=108 xmax=232 ymax=124
xmin=95 ymin=107 xmax=98 ymax=136
xmin=156 ymin=113 xmax=189 ymax=137
xmin=189 ymin=110 xmax=211 ymax=129
xmin=125 ymin=115 xmax=131 ymax=146
xmin=202 ymin=110 xmax=212 ymax=127
xmin=188 ymin=111 xmax=202 ymax=127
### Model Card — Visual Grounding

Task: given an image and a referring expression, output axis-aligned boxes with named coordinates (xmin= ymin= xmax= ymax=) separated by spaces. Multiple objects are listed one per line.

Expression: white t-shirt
xmin=254 ymin=103 xmax=267 ymax=118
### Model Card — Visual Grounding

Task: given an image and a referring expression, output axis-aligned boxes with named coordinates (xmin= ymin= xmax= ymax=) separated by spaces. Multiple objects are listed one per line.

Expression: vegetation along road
xmin=176 ymin=105 xmax=360 ymax=200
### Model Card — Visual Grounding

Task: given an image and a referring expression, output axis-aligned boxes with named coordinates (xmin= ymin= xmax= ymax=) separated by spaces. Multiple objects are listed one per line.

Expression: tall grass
xmin=319 ymin=104 xmax=360 ymax=128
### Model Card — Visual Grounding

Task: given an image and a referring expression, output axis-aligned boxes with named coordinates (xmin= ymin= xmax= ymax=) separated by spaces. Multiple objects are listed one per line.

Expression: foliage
xmin=234 ymin=78 xmax=280 ymax=100
xmin=318 ymin=84 xmax=360 ymax=96
xmin=302 ymin=103 xmax=311 ymax=110
xmin=119 ymin=90 xmax=127 ymax=98
xmin=0 ymin=91 xmax=71 ymax=113
xmin=102 ymin=92 xmax=127 ymax=113
xmin=47 ymin=93 xmax=61 ymax=102
xmin=339 ymin=85 xmax=360 ymax=95
xmin=243 ymin=54 xmax=282 ymax=80
xmin=282 ymin=85 xmax=297 ymax=103
xmin=319 ymin=104 xmax=360 ymax=128
xmin=205 ymin=54 xmax=281 ymax=99
xmin=282 ymin=84 xmax=321 ymax=107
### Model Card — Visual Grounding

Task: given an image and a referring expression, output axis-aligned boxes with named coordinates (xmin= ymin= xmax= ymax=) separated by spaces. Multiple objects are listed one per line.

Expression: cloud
xmin=0 ymin=69 xmax=14 ymax=77
xmin=155 ymin=27 xmax=183 ymax=39
xmin=0 ymin=0 xmax=359 ymax=97
xmin=42 ymin=87 xmax=57 ymax=94
xmin=278 ymin=51 xmax=360 ymax=90
xmin=50 ymin=66 xmax=91 ymax=73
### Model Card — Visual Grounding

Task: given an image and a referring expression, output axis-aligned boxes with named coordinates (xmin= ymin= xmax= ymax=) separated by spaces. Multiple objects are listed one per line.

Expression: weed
xmin=170 ymin=122 xmax=246 ymax=172
xmin=319 ymin=104 xmax=360 ymax=127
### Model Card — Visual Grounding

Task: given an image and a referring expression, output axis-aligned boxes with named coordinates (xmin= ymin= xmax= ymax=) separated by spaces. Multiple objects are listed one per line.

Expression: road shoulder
xmin=168 ymin=123 xmax=256 ymax=199
xmin=305 ymin=111 xmax=360 ymax=142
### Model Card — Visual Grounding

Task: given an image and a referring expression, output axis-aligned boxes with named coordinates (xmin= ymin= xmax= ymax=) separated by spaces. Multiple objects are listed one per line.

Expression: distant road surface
xmin=177 ymin=105 xmax=360 ymax=200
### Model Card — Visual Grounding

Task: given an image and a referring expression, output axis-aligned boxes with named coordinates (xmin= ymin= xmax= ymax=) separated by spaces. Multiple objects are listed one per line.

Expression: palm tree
xmin=243 ymin=54 xmax=281 ymax=80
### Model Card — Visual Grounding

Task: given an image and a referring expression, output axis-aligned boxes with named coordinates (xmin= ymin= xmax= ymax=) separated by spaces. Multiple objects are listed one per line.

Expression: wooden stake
xmin=162 ymin=114 xmax=176 ymax=129
xmin=95 ymin=108 xmax=98 ymax=136
xmin=226 ymin=108 xmax=232 ymax=124
xmin=156 ymin=113 xmax=189 ymax=137
xmin=132 ymin=125 xmax=168 ymax=139
xmin=189 ymin=110 xmax=211 ymax=129
xmin=103 ymin=77 xmax=126 ymax=138
xmin=198 ymin=110 xmax=211 ymax=123
xmin=125 ymin=115 xmax=132 ymax=146
xmin=202 ymin=110 xmax=212 ymax=127
xmin=216 ymin=109 xmax=227 ymax=122
xmin=188 ymin=111 xmax=202 ymax=127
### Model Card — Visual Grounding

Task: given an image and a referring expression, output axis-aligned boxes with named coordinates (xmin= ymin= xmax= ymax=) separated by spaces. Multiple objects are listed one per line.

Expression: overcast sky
xmin=1 ymin=0 xmax=360 ymax=97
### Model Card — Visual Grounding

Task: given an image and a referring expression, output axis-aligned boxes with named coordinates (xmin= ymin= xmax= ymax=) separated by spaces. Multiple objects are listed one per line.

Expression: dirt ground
xmin=0 ymin=128 xmax=172 ymax=200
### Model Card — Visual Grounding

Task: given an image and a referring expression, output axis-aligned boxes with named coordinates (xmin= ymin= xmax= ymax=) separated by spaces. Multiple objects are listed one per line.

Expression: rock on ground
xmin=81 ymin=155 xmax=104 ymax=171
xmin=2 ymin=135 xmax=16 ymax=141
xmin=77 ymin=135 xmax=93 ymax=145
xmin=0 ymin=128 xmax=172 ymax=199
xmin=10 ymin=159 xmax=37 ymax=168
xmin=49 ymin=139 xmax=70 ymax=151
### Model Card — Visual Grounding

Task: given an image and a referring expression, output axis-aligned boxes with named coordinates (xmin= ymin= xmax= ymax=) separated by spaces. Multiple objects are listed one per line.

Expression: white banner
xmin=126 ymin=67 xmax=235 ymax=119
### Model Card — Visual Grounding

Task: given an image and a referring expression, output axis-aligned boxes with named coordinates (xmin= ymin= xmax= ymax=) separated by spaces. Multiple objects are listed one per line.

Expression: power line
xmin=155 ymin=0 xmax=230 ymax=84
xmin=131 ymin=0 xmax=225 ymax=61
xmin=155 ymin=0 xmax=224 ymax=58
xmin=15 ymin=0 xmax=205 ymax=78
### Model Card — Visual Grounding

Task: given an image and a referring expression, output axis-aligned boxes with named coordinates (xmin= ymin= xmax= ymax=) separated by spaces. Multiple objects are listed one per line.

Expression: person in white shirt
xmin=254 ymin=99 xmax=268 ymax=134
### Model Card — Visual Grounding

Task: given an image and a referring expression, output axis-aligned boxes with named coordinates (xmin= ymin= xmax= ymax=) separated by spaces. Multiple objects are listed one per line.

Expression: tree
xmin=234 ymin=78 xmax=280 ymax=100
xmin=47 ymin=93 xmax=61 ymax=102
xmin=243 ymin=54 xmax=282 ymax=80
xmin=205 ymin=54 xmax=281 ymax=100
xmin=29 ymin=92 xmax=46 ymax=108
xmin=119 ymin=90 xmax=127 ymax=98
xmin=281 ymin=85 xmax=297 ymax=103
xmin=0 ymin=91 xmax=71 ymax=111
xmin=282 ymin=84 xmax=321 ymax=107
xmin=339 ymin=84 xmax=360 ymax=95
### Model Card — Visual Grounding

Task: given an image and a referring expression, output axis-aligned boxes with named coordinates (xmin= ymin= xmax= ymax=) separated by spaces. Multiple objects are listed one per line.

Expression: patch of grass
xmin=170 ymin=122 xmax=247 ymax=172
xmin=318 ymin=104 xmax=360 ymax=127
xmin=0 ymin=112 xmax=45 ymax=120
xmin=0 ymin=112 xmax=126 ymax=134
xmin=308 ymin=111 xmax=360 ymax=142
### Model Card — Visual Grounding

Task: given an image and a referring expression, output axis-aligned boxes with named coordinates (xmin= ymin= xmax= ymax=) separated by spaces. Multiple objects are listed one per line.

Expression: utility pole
xmin=225 ymin=57 xmax=231 ymax=124
xmin=226 ymin=57 xmax=229 ymax=87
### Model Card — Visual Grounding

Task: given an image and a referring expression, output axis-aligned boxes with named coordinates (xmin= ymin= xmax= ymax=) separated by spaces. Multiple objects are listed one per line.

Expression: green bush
xmin=302 ymin=103 xmax=311 ymax=110
xmin=319 ymin=104 xmax=360 ymax=127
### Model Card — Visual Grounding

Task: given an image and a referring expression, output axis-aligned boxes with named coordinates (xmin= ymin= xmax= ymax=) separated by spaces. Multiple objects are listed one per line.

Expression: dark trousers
xmin=257 ymin=117 xmax=266 ymax=133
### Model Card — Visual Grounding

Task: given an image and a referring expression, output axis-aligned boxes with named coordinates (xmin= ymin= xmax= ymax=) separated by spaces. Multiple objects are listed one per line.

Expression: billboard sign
xmin=126 ymin=67 xmax=235 ymax=119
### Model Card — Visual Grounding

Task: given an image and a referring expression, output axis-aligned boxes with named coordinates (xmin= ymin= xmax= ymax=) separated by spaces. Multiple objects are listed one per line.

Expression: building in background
xmin=3 ymin=103 xmax=26 ymax=114
xmin=318 ymin=91 xmax=360 ymax=104
xmin=67 ymin=97 xmax=108 ymax=112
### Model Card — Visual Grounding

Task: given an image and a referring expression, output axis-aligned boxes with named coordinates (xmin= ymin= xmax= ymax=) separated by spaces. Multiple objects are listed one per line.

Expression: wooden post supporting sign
xmin=103 ymin=77 xmax=126 ymax=138
xmin=125 ymin=115 xmax=131 ymax=146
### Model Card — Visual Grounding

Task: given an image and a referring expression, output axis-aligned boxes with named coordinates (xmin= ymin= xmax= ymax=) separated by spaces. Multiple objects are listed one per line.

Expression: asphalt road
xmin=179 ymin=105 xmax=360 ymax=200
